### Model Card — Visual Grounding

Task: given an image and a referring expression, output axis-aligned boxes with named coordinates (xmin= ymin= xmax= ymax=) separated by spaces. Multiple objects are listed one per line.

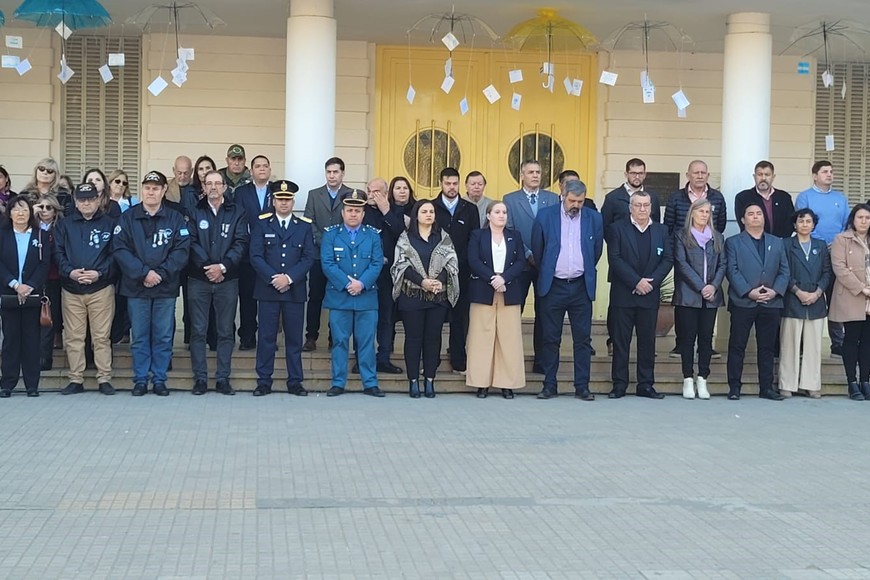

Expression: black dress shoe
xmin=531 ymin=363 xmax=545 ymax=374
xmin=575 ymin=389 xmax=595 ymax=401
xmin=153 ymin=384 xmax=170 ymax=396
xmin=98 ymin=382 xmax=116 ymax=396
xmin=61 ymin=382 xmax=84 ymax=395
xmin=351 ymin=362 xmax=360 ymax=374
xmin=759 ymin=389 xmax=785 ymax=401
xmin=860 ymin=382 xmax=870 ymax=400
xmin=377 ymin=361 xmax=403 ymax=374
xmin=0 ymin=390 xmax=9 ymax=398
xmin=287 ymin=383 xmax=308 ymax=396
xmin=302 ymin=339 xmax=317 ymax=352
xmin=216 ymin=381 xmax=235 ymax=396
xmin=132 ymin=383 xmax=148 ymax=397
xmin=537 ymin=389 xmax=557 ymax=399
xmin=636 ymin=387 xmax=665 ymax=399
xmin=253 ymin=384 xmax=272 ymax=397
xmin=727 ymin=392 xmax=741 ymax=400
xmin=326 ymin=386 xmax=345 ymax=397
xmin=608 ymin=389 xmax=626 ymax=399
xmin=423 ymin=378 xmax=436 ymax=398
xmin=476 ymin=388 xmax=488 ymax=399
xmin=192 ymin=380 xmax=208 ymax=395
xmin=238 ymin=340 xmax=256 ymax=351
xmin=26 ymin=391 xmax=39 ymax=397
xmin=409 ymin=380 xmax=421 ymax=399
xmin=501 ymin=389 xmax=514 ymax=399
xmin=364 ymin=387 xmax=385 ymax=397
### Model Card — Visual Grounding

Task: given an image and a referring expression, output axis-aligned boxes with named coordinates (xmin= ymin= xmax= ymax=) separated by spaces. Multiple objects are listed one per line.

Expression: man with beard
xmin=734 ymin=160 xmax=795 ymax=239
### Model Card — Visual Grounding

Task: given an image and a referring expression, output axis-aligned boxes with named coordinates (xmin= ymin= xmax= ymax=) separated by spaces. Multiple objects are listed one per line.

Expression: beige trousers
xmin=778 ymin=317 xmax=823 ymax=392
xmin=465 ymin=293 xmax=526 ymax=389
xmin=62 ymin=285 xmax=115 ymax=383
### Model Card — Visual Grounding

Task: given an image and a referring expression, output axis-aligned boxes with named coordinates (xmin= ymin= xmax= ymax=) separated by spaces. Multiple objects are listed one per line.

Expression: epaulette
xmin=296 ymin=215 xmax=312 ymax=224
xmin=363 ymin=224 xmax=381 ymax=234
xmin=325 ymin=224 xmax=341 ymax=231
xmin=259 ymin=212 xmax=273 ymax=220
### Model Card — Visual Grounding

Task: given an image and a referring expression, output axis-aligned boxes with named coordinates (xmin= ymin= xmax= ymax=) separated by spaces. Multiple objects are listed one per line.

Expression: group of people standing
xmin=0 ymin=150 xmax=868 ymax=400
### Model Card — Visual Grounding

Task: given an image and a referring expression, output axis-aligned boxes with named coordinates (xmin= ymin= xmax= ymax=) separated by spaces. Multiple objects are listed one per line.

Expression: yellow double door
xmin=375 ymin=46 xmax=597 ymax=199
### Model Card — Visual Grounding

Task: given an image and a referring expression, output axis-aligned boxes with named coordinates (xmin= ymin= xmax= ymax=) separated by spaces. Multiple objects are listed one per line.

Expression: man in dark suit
xmin=433 ymin=167 xmax=479 ymax=374
xmin=734 ymin=160 xmax=795 ymax=239
xmin=301 ymin=157 xmax=353 ymax=352
xmin=504 ymin=159 xmax=560 ymax=373
xmin=725 ymin=202 xmax=790 ymax=400
xmin=600 ymin=158 xmax=661 ymax=356
xmin=557 ymin=169 xmax=597 ymax=211
xmin=231 ymin=154 xmax=273 ymax=350
xmin=249 ymin=181 xmax=315 ymax=396
xmin=606 ymin=190 xmax=673 ymax=399
xmin=531 ymin=179 xmax=604 ymax=401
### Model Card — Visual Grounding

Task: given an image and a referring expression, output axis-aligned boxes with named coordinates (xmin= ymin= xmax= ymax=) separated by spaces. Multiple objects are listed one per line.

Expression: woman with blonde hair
xmin=106 ymin=169 xmax=139 ymax=213
xmin=21 ymin=158 xmax=64 ymax=203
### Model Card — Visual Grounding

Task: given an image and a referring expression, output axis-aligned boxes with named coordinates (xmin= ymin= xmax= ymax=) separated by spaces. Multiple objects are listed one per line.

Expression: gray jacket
xmin=782 ymin=236 xmax=831 ymax=320
xmin=673 ymin=230 xmax=726 ymax=308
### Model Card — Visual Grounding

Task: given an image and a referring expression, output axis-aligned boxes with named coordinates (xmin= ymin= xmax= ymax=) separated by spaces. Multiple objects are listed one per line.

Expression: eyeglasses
xmin=113 ymin=179 xmax=128 ymax=186
xmin=627 ymin=171 xmax=645 ymax=177
xmin=37 ymin=166 xmax=56 ymax=174
xmin=34 ymin=204 xmax=54 ymax=210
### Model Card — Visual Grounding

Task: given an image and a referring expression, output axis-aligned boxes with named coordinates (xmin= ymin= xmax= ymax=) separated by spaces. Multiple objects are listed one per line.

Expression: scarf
xmin=391 ymin=231 xmax=460 ymax=307
xmin=690 ymin=226 xmax=713 ymax=283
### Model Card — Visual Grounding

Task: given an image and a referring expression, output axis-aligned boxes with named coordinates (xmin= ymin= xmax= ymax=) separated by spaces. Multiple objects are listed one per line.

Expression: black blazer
xmin=0 ymin=226 xmax=51 ymax=296
xmin=782 ymin=236 xmax=831 ymax=320
xmin=467 ymin=228 xmax=526 ymax=306
xmin=734 ymin=188 xmax=795 ymax=239
xmin=606 ymin=220 xmax=673 ymax=309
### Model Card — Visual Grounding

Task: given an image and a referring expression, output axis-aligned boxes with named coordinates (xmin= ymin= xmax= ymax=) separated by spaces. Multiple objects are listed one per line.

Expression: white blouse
xmin=492 ymin=237 xmax=507 ymax=273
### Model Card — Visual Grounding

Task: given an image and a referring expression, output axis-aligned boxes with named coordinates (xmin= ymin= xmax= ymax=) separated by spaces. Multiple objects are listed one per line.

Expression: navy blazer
xmin=504 ymin=188 xmax=559 ymax=257
xmin=249 ymin=213 xmax=314 ymax=303
xmin=467 ymin=228 xmax=526 ymax=306
xmin=606 ymin=220 xmax=673 ymax=309
xmin=724 ymin=231 xmax=790 ymax=309
xmin=531 ymin=204 xmax=603 ymax=300
xmin=782 ymin=236 xmax=831 ymax=320
xmin=234 ymin=181 xmax=273 ymax=225
xmin=0 ymin=226 xmax=51 ymax=297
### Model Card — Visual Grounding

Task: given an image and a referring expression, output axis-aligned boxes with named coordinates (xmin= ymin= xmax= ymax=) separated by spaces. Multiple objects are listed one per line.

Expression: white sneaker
xmin=696 ymin=377 xmax=710 ymax=399
xmin=682 ymin=377 xmax=695 ymax=399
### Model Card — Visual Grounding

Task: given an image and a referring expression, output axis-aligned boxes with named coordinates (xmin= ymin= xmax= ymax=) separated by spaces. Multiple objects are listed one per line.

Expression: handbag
xmin=40 ymin=296 xmax=52 ymax=328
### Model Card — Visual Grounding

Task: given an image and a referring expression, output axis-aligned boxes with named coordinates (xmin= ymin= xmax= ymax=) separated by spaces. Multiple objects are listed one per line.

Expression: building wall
xmin=595 ymin=50 xmax=815 ymax=203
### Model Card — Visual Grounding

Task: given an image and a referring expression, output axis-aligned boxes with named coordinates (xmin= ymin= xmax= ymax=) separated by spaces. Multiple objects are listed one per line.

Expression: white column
xmin=286 ymin=0 xmax=337 ymax=210
xmin=720 ymin=12 xmax=772 ymax=233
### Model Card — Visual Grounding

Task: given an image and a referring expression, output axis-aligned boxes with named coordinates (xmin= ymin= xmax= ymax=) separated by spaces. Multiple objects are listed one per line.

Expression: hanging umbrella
xmin=13 ymin=0 xmax=112 ymax=31
xmin=502 ymin=9 xmax=596 ymax=53
xmin=406 ymin=6 xmax=499 ymax=45
xmin=126 ymin=2 xmax=226 ymax=32
xmin=600 ymin=19 xmax=693 ymax=72
xmin=780 ymin=20 xmax=870 ymax=70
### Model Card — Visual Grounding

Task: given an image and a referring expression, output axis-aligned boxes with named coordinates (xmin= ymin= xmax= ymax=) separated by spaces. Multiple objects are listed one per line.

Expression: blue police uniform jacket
xmin=249 ymin=212 xmax=315 ymax=303
xmin=113 ymin=203 xmax=191 ymax=298
xmin=321 ymin=223 xmax=383 ymax=311
xmin=53 ymin=208 xmax=117 ymax=294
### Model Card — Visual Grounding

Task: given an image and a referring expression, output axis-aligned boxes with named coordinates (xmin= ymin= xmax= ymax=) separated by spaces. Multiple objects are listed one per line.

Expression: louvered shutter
xmin=62 ymin=36 xmax=141 ymax=187
xmin=814 ymin=63 xmax=870 ymax=205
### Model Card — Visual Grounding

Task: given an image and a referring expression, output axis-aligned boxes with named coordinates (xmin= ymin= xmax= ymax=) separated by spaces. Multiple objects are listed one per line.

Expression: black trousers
xmin=306 ymin=260 xmax=328 ymax=341
xmin=538 ymin=276 xmax=593 ymax=393
xmin=842 ymin=317 xmax=870 ymax=383
xmin=727 ymin=306 xmax=780 ymax=395
xmin=448 ymin=276 xmax=471 ymax=371
xmin=237 ymin=261 xmax=258 ymax=344
xmin=675 ymin=305 xmax=717 ymax=379
xmin=610 ymin=306 xmax=658 ymax=393
xmin=1 ymin=306 xmax=41 ymax=392
xmin=111 ymin=288 xmax=130 ymax=343
xmin=518 ymin=267 xmax=543 ymax=364
xmin=402 ymin=306 xmax=447 ymax=380
xmin=39 ymin=279 xmax=62 ymax=364
xmin=375 ymin=270 xmax=395 ymax=363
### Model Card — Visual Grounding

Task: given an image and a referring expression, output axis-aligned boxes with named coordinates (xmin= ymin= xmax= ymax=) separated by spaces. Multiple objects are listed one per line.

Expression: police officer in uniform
xmin=249 ymin=180 xmax=315 ymax=396
xmin=322 ymin=190 xmax=385 ymax=397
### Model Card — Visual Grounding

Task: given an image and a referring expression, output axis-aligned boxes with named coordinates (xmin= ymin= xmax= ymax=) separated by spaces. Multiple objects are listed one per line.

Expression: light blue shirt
xmin=442 ymin=195 xmax=459 ymax=216
xmin=795 ymin=186 xmax=849 ymax=245
xmin=255 ymin=184 xmax=268 ymax=211
xmin=13 ymin=229 xmax=31 ymax=284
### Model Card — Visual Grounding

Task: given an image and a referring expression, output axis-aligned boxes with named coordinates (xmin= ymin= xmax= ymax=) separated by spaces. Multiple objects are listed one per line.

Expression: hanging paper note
xmin=175 ymin=58 xmax=189 ymax=73
xmin=509 ymin=69 xmax=523 ymax=83
xmin=5 ymin=36 xmax=23 ymax=50
xmin=563 ymin=76 xmax=574 ymax=95
xmin=511 ymin=93 xmax=522 ymax=111
xmin=482 ymin=84 xmax=501 ymax=104
xmin=671 ymin=89 xmax=690 ymax=110
xmin=1 ymin=55 xmax=20 ymax=68
xmin=442 ymin=32 xmax=459 ymax=52
xmin=406 ymin=84 xmax=416 ymax=105
xmin=15 ymin=58 xmax=32 ymax=76
xmin=825 ymin=135 xmax=835 ymax=151
xmin=599 ymin=71 xmax=618 ymax=86
xmin=57 ymin=58 xmax=74 ymax=84
xmin=171 ymin=67 xmax=188 ymax=87
xmin=459 ymin=97 xmax=469 ymax=116
xmin=99 ymin=64 xmax=114 ymax=83
xmin=441 ymin=75 xmax=455 ymax=94
xmin=642 ymin=84 xmax=655 ymax=104
xmin=677 ymin=107 xmax=687 ymax=119
xmin=108 ymin=53 xmax=126 ymax=67
xmin=640 ymin=70 xmax=651 ymax=88
xmin=572 ymin=79 xmax=583 ymax=97
xmin=55 ymin=22 xmax=73 ymax=40
xmin=842 ymin=82 xmax=848 ymax=100
xmin=148 ymin=75 xmax=169 ymax=96
xmin=542 ymin=62 xmax=553 ymax=75
xmin=797 ymin=62 xmax=810 ymax=75
xmin=178 ymin=47 xmax=195 ymax=61
xmin=821 ymin=70 xmax=834 ymax=88
xmin=444 ymin=57 xmax=453 ymax=78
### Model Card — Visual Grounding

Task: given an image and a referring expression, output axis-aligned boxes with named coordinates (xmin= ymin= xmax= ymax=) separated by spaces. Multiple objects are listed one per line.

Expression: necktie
xmin=530 ymin=193 xmax=538 ymax=217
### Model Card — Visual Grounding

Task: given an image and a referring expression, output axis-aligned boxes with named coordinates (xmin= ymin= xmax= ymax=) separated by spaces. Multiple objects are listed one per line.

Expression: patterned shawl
xmin=391 ymin=230 xmax=460 ymax=307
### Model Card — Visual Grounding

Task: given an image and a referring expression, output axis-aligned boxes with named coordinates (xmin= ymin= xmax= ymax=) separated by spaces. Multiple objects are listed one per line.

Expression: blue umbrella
xmin=14 ymin=0 xmax=112 ymax=31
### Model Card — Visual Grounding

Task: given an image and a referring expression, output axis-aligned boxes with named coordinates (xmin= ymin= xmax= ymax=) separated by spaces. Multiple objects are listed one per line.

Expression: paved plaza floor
xmin=0 ymin=391 xmax=868 ymax=579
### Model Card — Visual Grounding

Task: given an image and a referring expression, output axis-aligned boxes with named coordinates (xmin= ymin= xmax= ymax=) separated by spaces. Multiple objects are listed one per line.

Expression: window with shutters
xmin=814 ymin=63 xmax=869 ymax=205
xmin=62 ymin=36 xmax=141 ymax=186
